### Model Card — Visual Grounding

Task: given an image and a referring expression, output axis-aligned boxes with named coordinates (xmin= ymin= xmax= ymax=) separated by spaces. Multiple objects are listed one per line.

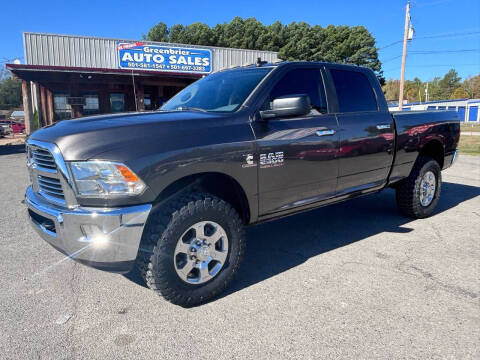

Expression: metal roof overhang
xmin=6 ymin=63 xmax=203 ymax=83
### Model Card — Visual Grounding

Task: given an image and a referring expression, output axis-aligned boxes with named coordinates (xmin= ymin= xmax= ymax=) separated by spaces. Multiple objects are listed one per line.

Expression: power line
xmin=410 ymin=48 xmax=480 ymax=54
xmin=416 ymin=30 xmax=480 ymax=40
xmin=382 ymin=48 xmax=480 ymax=64
xmin=382 ymin=55 xmax=403 ymax=63
xmin=411 ymin=0 xmax=454 ymax=8
xmin=383 ymin=63 xmax=480 ymax=72
xmin=378 ymin=30 xmax=480 ymax=50
xmin=378 ymin=40 xmax=403 ymax=50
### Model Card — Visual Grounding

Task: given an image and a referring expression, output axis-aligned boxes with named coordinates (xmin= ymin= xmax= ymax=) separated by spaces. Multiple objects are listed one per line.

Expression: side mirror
xmin=260 ymin=94 xmax=311 ymax=120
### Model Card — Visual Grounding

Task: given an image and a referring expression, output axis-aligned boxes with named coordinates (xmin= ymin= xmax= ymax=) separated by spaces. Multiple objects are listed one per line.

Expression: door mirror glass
xmin=260 ymin=94 xmax=311 ymax=120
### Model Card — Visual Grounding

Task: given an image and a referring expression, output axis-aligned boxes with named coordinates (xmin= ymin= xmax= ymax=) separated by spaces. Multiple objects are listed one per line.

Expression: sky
xmin=1 ymin=0 xmax=479 ymax=81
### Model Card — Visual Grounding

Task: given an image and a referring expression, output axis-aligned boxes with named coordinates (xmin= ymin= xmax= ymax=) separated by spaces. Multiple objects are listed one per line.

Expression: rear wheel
xmin=137 ymin=192 xmax=245 ymax=307
xmin=396 ymin=156 xmax=442 ymax=219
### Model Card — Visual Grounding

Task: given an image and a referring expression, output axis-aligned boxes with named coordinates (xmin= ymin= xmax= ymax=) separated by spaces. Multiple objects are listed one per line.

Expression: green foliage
xmin=145 ymin=18 xmax=383 ymax=78
xmin=462 ymin=75 xmax=480 ymax=98
xmin=383 ymin=78 xmax=400 ymax=101
xmin=382 ymin=69 xmax=480 ymax=102
xmin=145 ymin=22 xmax=169 ymax=42
xmin=0 ymin=76 xmax=22 ymax=110
xmin=450 ymin=87 xmax=469 ymax=99
xmin=438 ymin=69 xmax=461 ymax=99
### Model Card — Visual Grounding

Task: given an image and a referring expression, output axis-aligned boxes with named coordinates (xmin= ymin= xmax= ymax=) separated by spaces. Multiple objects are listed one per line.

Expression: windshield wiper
xmin=176 ymin=106 xmax=209 ymax=112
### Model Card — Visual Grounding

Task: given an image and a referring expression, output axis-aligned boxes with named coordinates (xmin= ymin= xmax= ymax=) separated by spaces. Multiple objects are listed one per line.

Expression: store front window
xmin=110 ymin=93 xmax=125 ymax=113
xmin=83 ymin=95 xmax=100 ymax=116
xmin=53 ymin=94 xmax=71 ymax=120
xmin=144 ymin=94 xmax=152 ymax=110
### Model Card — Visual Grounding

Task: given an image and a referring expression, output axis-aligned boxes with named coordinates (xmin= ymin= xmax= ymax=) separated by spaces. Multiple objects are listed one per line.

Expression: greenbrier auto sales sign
xmin=117 ymin=42 xmax=212 ymax=74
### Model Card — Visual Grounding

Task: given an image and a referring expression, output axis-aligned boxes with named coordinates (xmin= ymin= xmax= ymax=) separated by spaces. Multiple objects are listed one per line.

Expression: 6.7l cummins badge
xmin=260 ymin=152 xmax=284 ymax=168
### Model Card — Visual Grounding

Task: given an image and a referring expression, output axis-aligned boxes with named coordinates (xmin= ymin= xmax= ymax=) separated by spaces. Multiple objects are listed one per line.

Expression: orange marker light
xmin=115 ymin=164 xmax=139 ymax=182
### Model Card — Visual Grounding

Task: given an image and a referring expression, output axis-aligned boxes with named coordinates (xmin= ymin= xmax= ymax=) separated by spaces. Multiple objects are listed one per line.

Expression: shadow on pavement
xmin=124 ymin=182 xmax=480 ymax=299
xmin=0 ymin=144 xmax=26 ymax=155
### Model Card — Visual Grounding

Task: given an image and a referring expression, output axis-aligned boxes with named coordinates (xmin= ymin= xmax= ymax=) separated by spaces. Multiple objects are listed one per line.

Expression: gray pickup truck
xmin=25 ymin=61 xmax=460 ymax=306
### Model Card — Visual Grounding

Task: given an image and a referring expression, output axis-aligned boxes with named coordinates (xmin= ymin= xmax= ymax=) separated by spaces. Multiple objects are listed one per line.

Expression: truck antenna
xmin=256 ymin=57 xmax=267 ymax=67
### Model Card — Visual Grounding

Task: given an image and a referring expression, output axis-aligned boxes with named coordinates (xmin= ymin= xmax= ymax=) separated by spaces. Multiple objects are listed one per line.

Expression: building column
xmin=32 ymin=82 xmax=43 ymax=126
xmin=40 ymin=85 xmax=48 ymax=127
xmin=46 ymin=89 xmax=54 ymax=124
xmin=99 ymin=89 xmax=109 ymax=114
xmin=22 ymin=80 xmax=34 ymax=135
xmin=134 ymin=81 xmax=145 ymax=111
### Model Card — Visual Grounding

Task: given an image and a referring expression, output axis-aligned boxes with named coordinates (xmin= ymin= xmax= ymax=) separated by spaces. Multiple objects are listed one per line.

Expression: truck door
xmin=327 ymin=67 xmax=395 ymax=195
xmin=253 ymin=68 xmax=339 ymax=216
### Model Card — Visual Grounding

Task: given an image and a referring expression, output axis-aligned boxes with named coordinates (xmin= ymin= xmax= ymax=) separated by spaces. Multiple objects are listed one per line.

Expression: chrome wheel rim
xmin=420 ymin=171 xmax=436 ymax=207
xmin=174 ymin=221 xmax=229 ymax=284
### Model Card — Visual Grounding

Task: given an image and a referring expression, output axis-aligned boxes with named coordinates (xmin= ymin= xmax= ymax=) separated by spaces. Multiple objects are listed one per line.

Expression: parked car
xmin=10 ymin=121 xmax=25 ymax=134
xmin=24 ymin=61 xmax=460 ymax=307
xmin=0 ymin=120 xmax=12 ymax=135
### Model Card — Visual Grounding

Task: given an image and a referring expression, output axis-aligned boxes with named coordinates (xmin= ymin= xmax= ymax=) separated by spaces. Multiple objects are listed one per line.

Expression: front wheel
xmin=137 ymin=193 xmax=245 ymax=307
xmin=396 ymin=156 xmax=442 ymax=219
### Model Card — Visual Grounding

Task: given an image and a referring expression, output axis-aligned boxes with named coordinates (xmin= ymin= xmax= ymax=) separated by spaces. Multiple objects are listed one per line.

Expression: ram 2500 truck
xmin=25 ymin=62 xmax=460 ymax=307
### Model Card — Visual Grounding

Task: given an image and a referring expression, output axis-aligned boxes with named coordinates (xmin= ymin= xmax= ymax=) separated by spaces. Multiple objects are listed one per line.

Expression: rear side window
xmin=330 ymin=69 xmax=377 ymax=112
xmin=270 ymin=69 xmax=327 ymax=113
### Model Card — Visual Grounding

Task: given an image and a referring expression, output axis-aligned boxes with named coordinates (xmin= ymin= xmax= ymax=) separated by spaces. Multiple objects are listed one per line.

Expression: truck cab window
xmin=330 ymin=69 xmax=378 ymax=112
xmin=269 ymin=69 xmax=327 ymax=114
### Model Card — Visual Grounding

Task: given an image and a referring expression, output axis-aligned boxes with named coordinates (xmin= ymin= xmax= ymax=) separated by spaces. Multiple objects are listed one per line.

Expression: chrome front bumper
xmin=25 ymin=186 xmax=152 ymax=273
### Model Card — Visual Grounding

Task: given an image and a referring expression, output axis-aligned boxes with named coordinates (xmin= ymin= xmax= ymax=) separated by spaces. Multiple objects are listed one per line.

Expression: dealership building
xmin=7 ymin=32 xmax=278 ymax=134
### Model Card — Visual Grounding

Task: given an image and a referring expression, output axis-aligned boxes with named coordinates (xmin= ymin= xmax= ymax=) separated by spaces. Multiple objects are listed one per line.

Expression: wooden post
xmin=398 ymin=1 xmax=410 ymax=111
xmin=22 ymin=80 xmax=34 ymax=135
xmin=136 ymin=82 xmax=145 ymax=111
xmin=47 ymin=89 xmax=54 ymax=124
xmin=99 ymin=89 xmax=109 ymax=114
xmin=40 ymin=86 xmax=48 ymax=127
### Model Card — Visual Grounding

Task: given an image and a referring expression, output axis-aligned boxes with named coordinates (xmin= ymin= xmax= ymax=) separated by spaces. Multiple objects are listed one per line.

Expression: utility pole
xmin=398 ymin=1 xmax=410 ymax=110
xmin=425 ymin=82 xmax=429 ymax=103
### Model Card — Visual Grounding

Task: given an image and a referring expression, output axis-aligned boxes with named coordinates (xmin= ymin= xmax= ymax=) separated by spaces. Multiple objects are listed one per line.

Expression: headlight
xmin=69 ymin=161 xmax=146 ymax=197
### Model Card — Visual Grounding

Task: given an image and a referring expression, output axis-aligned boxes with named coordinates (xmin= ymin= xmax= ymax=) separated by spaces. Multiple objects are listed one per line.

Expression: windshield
xmin=162 ymin=67 xmax=272 ymax=112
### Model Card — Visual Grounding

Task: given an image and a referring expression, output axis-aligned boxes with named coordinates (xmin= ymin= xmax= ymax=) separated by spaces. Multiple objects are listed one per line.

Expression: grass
xmin=461 ymin=123 xmax=480 ymax=132
xmin=458 ymin=135 xmax=480 ymax=156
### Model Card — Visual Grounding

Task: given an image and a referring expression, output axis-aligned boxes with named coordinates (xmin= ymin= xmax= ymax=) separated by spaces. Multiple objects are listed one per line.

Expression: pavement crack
xmin=407 ymin=264 xmax=478 ymax=300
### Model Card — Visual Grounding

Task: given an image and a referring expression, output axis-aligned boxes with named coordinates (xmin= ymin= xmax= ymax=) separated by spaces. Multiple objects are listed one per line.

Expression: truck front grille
xmin=29 ymin=146 xmax=57 ymax=171
xmin=27 ymin=141 xmax=70 ymax=206
xmin=37 ymin=175 xmax=65 ymax=200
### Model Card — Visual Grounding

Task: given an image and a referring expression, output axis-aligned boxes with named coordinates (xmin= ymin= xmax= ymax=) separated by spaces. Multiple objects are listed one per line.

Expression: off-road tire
xmin=136 ymin=192 xmax=245 ymax=307
xmin=396 ymin=156 xmax=442 ymax=219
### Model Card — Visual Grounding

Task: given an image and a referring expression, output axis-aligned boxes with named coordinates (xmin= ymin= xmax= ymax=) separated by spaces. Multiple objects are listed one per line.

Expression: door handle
xmin=316 ymin=129 xmax=336 ymax=136
xmin=376 ymin=124 xmax=391 ymax=130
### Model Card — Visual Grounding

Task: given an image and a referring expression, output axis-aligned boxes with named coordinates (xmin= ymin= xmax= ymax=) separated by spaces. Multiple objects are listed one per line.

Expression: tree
xmin=382 ymin=79 xmax=400 ymax=101
xmin=438 ymin=69 xmax=461 ymax=99
xmin=462 ymin=75 xmax=480 ymax=98
xmin=144 ymin=22 xmax=168 ymax=42
xmin=450 ymin=87 xmax=469 ymax=99
xmin=0 ymin=76 xmax=22 ymax=110
xmin=143 ymin=18 xmax=383 ymax=78
xmin=403 ymin=77 xmax=425 ymax=102
xmin=256 ymin=21 xmax=287 ymax=52
xmin=428 ymin=77 xmax=442 ymax=101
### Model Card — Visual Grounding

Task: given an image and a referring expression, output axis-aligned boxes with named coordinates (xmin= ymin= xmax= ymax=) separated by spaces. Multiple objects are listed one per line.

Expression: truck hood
xmin=29 ymin=111 xmax=227 ymax=160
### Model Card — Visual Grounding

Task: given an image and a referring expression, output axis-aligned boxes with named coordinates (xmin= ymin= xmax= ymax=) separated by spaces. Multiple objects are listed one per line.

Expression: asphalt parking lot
xmin=1 ymin=147 xmax=479 ymax=359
